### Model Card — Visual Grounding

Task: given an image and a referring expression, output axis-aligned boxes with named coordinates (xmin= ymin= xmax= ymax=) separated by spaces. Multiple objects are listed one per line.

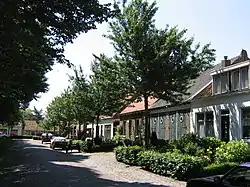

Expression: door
xmin=221 ymin=110 xmax=230 ymax=142
xmin=170 ymin=113 xmax=176 ymax=141
xmin=158 ymin=116 xmax=165 ymax=140
xmin=177 ymin=113 xmax=187 ymax=139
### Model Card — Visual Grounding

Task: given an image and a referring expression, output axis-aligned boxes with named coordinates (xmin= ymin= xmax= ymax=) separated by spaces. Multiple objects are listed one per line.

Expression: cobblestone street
xmin=0 ymin=140 xmax=186 ymax=187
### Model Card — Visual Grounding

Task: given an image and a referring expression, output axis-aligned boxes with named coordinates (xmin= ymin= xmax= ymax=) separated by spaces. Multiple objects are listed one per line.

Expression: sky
xmin=29 ymin=0 xmax=250 ymax=112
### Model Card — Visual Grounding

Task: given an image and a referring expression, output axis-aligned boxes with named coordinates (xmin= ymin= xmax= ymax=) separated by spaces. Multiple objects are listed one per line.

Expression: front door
xmin=221 ymin=111 xmax=230 ymax=142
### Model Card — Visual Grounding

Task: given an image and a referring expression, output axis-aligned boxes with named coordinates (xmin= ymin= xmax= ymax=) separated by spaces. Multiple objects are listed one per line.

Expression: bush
xmin=215 ymin=140 xmax=250 ymax=163
xmin=10 ymin=135 xmax=33 ymax=139
xmin=79 ymin=140 xmax=93 ymax=152
xmin=115 ymin=146 xmax=143 ymax=165
xmin=32 ymin=136 xmax=41 ymax=140
xmin=170 ymin=133 xmax=201 ymax=151
xmin=200 ymin=137 xmax=222 ymax=161
xmin=137 ymin=150 xmax=209 ymax=180
xmin=201 ymin=162 xmax=237 ymax=177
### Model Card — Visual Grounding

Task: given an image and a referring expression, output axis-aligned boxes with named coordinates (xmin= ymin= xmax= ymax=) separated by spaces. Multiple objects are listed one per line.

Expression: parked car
xmin=41 ymin=133 xmax=53 ymax=144
xmin=0 ymin=132 xmax=8 ymax=139
xmin=186 ymin=163 xmax=250 ymax=187
xmin=50 ymin=137 xmax=68 ymax=150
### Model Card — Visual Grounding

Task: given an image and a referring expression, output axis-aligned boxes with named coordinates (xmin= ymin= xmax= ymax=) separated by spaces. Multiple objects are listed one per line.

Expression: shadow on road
xmin=0 ymin=140 xmax=171 ymax=187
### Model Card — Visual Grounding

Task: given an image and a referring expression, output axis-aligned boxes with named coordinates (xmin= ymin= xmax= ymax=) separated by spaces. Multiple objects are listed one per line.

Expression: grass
xmin=0 ymin=138 xmax=12 ymax=157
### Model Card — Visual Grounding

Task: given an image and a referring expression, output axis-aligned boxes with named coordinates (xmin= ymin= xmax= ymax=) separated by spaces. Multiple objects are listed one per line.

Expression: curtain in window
xmin=221 ymin=73 xmax=229 ymax=93
xmin=205 ymin=112 xmax=215 ymax=137
xmin=240 ymin=67 xmax=249 ymax=89
xmin=197 ymin=113 xmax=205 ymax=137
xmin=213 ymin=75 xmax=221 ymax=94
xmin=232 ymin=70 xmax=240 ymax=91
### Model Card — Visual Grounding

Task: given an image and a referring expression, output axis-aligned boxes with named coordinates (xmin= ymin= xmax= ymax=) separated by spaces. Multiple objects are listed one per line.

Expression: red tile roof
xmin=120 ymin=97 xmax=157 ymax=114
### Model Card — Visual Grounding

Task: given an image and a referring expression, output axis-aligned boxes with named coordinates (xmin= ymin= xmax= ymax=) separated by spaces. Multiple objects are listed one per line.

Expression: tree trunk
xmin=78 ymin=121 xmax=81 ymax=139
xmin=144 ymin=94 xmax=150 ymax=148
xmin=95 ymin=115 xmax=100 ymax=138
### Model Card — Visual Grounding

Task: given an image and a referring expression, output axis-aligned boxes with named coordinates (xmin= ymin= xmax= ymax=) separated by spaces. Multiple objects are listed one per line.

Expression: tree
xmin=33 ymin=107 xmax=44 ymax=124
xmin=69 ymin=66 xmax=93 ymax=137
xmin=106 ymin=0 xmax=216 ymax=147
xmin=88 ymin=54 xmax=130 ymax=137
xmin=0 ymin=0 xmax=116 ymax=124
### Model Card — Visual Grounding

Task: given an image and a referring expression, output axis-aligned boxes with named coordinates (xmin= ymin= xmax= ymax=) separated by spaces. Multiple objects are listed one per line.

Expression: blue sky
xmin=29 ymin=0 xmax=250 ymax=111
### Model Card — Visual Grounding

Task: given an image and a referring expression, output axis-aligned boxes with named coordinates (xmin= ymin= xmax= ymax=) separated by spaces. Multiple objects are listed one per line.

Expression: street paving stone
xmin=0 ymin=139 xmax=186 ymax=187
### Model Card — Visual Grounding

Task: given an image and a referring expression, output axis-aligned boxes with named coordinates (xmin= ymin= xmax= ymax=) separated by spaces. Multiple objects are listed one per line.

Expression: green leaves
xmin=106 ymin=0 xmax=216 ymax=103
xmin=0 ymin=0 xmax=115 ymax=124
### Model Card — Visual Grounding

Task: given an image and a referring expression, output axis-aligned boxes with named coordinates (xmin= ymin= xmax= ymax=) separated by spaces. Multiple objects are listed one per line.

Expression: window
xmin=221 ymin=73 xmax=229 ymax=93
xmin=213 ymin=75 xmax=221 ymax=94
xmin=240 ymin=67 xmax=249 ymax=89
xmin=213 ymin=66 xmax=249 ymax=95
xmin=135 ymin=119 xmax=139 ymax=136
xmin=196 ymin=112 xmax=214 ymax=137
xmin=205 ymin=112 xmax=215 ymax=137
xmin=242 ymin=108 xmax=250 ymax=138
xmin=232 ymin=69 xmax=240 ymax=91
xmin=197 ymin=113 xmax=205 ymax=137
xmin=128 ymin=120 xmax=132 ymax=136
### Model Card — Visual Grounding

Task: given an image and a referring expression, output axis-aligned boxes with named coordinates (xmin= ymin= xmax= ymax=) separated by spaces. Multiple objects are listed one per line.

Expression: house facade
xmin=190 ymin=50 xmax=250 ymax=141
xmin=119 ymin=97 xmax=157 ymax=140
xmin=149 ymin=101 xmax=190 ymax=141
xmin=86 ymin=115 xmax=120 ymax=140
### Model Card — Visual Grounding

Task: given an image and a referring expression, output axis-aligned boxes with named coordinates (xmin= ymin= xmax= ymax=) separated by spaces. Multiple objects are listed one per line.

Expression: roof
xmin=150 ymin=64 xmax=221 ymax=109
xmin=120 ymin=97 xmax=157 ymax=115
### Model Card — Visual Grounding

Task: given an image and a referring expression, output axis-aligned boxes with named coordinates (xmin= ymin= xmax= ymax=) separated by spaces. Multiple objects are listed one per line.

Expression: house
xmin=119 ymin=97 xmax=158 ymax=140
xmin=147 ymin=61 xmax=222 ymax=141
xmin=86 ymin=114 xmax=120 ymax=140
xmin=117 ymin=62 xmax=221 ymax=141
xmin=190 ymin=50 xmax=250 ymax=141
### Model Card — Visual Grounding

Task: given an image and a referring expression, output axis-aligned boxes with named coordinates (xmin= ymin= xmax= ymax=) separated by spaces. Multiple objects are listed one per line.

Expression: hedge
xmin=201 ymin=162 xmax=237 ymax=177
xmin=10 ymin=135 xmax=33 ymax=139
xmin=114 ymin=146 xmax=240 ymax=181
xmin=137 ymin=150 xmax=210 ymax=180
xmin=115 ymin=146 xmax=144 ymax=165
xmin=32 ymin=136 xmax=42 ymax=140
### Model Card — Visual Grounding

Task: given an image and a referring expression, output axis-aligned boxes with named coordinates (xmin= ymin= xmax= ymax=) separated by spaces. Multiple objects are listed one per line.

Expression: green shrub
xmin=200 ymin=137 xmax=222 ymax=161
xmin=79 ymin=140 xmax=93 ymax=152
xmin=170 ymin=133 xmax=201 ymax=151
xmin=115 ymin=146 xmax=143 ymax=165
xmin=10 ymin=135 xmax=33 ymax=139
xmin=137 ymin=150 xmax=209 ymax=180
xmin=215 ymin=141 xmax=250 ymax=163
xmin=32 ymin=136 xmax=41 ymax=140
xmin=182 ymin=142 xmax=205 ymax=156
xmin=201 ymin=162 xmax=237 ymax=177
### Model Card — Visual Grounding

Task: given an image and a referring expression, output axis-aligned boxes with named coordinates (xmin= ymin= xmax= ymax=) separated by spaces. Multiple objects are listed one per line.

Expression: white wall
xmin=190 ymin=92 xmax=250 ymax=140
xmin=87 ymin=123 xmax=113 ymax=139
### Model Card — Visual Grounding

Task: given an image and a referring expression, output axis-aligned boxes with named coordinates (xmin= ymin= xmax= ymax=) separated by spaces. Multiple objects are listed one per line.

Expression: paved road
xmin=0 ymin=140 xmax=186 ymax=187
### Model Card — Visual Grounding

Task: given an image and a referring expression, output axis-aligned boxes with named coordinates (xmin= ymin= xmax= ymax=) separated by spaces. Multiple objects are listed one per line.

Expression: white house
xmin=190 ymin=50 xmax=250 ymax=141
xmin=86 ymin=115 xmax=118 ymax=140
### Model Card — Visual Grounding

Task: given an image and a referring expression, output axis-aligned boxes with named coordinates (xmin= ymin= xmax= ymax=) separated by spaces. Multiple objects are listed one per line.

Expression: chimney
xmin=222 ymin=55 xmax=231 ymax=67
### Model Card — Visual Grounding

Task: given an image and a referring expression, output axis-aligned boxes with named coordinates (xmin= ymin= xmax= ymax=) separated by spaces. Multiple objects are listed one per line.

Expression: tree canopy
xmin=0 ymin=0 xmax=116 ymax=124
xmin=42 ymin=0 xmax=216 ymax=146
xmin=105 ymin=0 xmax=216 ymax=147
